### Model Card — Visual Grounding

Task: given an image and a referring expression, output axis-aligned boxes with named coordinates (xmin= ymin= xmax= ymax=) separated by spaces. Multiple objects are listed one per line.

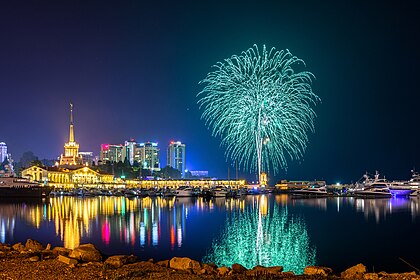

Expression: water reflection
xmin=203 ymin=195 xmax=316 ymax=274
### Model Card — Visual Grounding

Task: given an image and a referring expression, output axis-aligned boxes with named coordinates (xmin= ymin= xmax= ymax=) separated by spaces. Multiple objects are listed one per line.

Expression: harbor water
xmin=0 ymin=195 xmax=419 ymax=274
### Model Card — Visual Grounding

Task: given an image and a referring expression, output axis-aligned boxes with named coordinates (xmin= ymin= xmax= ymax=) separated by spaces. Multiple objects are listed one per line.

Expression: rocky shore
xmin=0 ymin=239 xmax=418 ymax=279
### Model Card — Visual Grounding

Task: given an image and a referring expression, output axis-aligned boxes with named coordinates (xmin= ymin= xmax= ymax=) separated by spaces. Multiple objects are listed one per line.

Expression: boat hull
xmin=0 ymin=187 xmax=52 ymax=198
xmin=389 ymin=188 xmax=414 ymax=197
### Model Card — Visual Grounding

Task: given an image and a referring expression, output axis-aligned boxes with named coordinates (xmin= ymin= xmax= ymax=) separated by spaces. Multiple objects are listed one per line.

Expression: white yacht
xmin=212 ymin=187 xmax=229 ymax=197
xmin=175 ymin=186 xmax=194 ymax=197
xmin=290 ymin=185 xmax=329 ymax=197
xmin=353 ymin=172 xmax=392 ymax=197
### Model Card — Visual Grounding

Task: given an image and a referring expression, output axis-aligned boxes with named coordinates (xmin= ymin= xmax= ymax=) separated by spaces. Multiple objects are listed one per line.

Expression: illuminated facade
xmin=100 ymin=144 xmax=123 ymax=163
xmin=22 ymin=165 xmax=114 ymax=188
xmin=0 ymin=142 xmax=7 ymax=163
xmin=59 ymin=103 xmax=82 ymax=166
xmin=167 ymin=141 xmax=186 ymax=177
xmin=22 ymin=103 xmax=114 ymax=187
xmin=137 ymin=142 xmax=160 ymax=171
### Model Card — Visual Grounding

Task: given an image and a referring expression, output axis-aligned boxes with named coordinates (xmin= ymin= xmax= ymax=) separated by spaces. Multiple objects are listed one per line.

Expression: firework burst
xmin=198 ymin=44 xmax=319 ymax=179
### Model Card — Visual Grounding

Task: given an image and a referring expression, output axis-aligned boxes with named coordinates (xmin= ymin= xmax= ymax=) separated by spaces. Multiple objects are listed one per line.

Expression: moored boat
xmin=175 ymin=186 xmax=194 ymax=197
xmin=0 ymin=177 xmax=51 ymax=197
xmin=290 ymin=186 xmax=329 ymax=197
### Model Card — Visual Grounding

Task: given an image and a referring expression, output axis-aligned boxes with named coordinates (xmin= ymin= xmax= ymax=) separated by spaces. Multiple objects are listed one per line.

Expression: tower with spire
xmin=59 ymin=103 xmax=83 ymax=166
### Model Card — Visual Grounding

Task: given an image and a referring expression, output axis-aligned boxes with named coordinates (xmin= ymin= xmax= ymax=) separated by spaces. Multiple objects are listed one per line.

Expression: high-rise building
xmin=123 ymin=139 xmax=136 ymax=165
xmin=100 ymin=144 xmax=123 ymax=163
xmin=0 ymin=142 xmax=7 ymax=163
xmin=79 ymin=152 xmax=94 ymax=166
xmin=59 ymin=103 xmax=83 ymax=166
xmin=167 ymin=141 xmax=186 ymax=177
xmin=137 ymin=142 xmax=160 ymax=171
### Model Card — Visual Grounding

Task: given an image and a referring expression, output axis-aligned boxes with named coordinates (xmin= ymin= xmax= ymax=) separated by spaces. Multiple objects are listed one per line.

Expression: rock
xmin=197 ymin=268 xmax=206 ymax=275
xmin=156 ymin=260 xmax=170 ymax=268
xmin=147 ymin=258 xmax=154 ymax=263
xmin=69 ymin=244 xmax=102 ymax=262
xmin=283 ymin=271 xmax=295 ymax=276
xmin=201 ymin=263 xmax=217 ymax=275
xmin=45 ymin=243 xmax=51 ymax=250
xmin=12 ymin=242 xmax=25 ymax=252
xmin=25 ymin=239 xmax=44 ymax=251
xmin=104 ymin=255 xmax=137 ymax=268
xmin=52 ymin=247 xmax=72 ymax=256
xmin=304 ymin=266 xmax=333 ymax=276
xmin=232 ymin=263 xmax=247 ymax=273
xmin=341 ymin=263 xmax=367 ymax=279
xmin=0 ymin=244 xmax=11 ymax=252
xmin=246 ymin=265 xmax=283 ymax=276
xmin=217 ymin=266 xmax=230 ymax=276
xmin=169 ymin=257 xmax=201 ymax=272
xmin=388 ymin=272 xmax=418 ymax=278
xmin=57 ymin=255 xmax=78 ymax=266
xmin=363 ymin=273 xmax=379 ymax=280
xmin=29 ymin=256 xmax=40 ymax=262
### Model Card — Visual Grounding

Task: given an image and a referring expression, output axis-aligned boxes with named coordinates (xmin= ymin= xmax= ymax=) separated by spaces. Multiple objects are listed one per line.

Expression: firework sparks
xmin=198 ymin=45 xmax=320 ymax=180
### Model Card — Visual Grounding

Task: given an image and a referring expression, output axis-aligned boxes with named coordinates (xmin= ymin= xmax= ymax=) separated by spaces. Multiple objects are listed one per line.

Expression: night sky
xmin=1 ymin=1 xmax=420 ymax=183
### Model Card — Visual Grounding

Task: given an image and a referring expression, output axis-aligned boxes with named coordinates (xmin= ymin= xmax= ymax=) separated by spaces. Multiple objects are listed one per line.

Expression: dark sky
xmin=1 ymin=0 xmax=419 ymax=183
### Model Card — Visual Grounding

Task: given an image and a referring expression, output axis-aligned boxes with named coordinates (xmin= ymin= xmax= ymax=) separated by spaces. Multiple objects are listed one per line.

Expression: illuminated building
xmin=22 ymin=103 xmax=114 ymax=187
xmin=79 ymin=152 xmax=93 ymax=166
xmin=167 ymin=141 xmax=186 ymax=177
xmin=59 ymin=103 xmax=82 ymax=165
xmin=100 ymin=144 xmax=123 ymax=163
xmin=22 ymin=165 xmax=114 ymax=187
xmin=0 ymin=142 xmax=7 ymax=163
xmin=137 ymin=142 xmax=160 ymax=171
xmin=190 ymin=170 xmax=209 ymax=178
xmin=123 ymin=139 xmax=136 ymax=165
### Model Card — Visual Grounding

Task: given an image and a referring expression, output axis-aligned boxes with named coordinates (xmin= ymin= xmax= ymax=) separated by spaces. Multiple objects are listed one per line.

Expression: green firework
xmin=203 ymin=199 xmax=316 ymax=273
xmin=198 ymin=45 xmax=320 ymax=177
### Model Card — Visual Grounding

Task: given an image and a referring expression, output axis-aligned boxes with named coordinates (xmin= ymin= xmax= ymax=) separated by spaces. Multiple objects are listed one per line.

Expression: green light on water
xmin=203 ymin=201 xmax=316 ymax=274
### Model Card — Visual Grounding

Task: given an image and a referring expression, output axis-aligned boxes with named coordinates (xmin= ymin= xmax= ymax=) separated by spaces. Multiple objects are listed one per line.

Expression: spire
xmin=69 ymin=102 xmax=74 ymax=142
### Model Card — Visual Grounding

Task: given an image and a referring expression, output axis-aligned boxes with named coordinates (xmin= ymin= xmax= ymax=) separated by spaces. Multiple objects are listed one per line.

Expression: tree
xmin=160 ymin=166 xmax=181 ymax=179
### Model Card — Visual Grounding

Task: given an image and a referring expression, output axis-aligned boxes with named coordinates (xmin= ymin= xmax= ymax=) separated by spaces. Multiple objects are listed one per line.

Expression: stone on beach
xmin=69 ymin=244 xmax=102 ymax=262
xmin=217 ymin=266 xmax=230 ymax=276
xmin=57 ymin=255 xmax=78 ymax=266
xmin=12 ymin=242 xmax=25 ymax=252
xmin=304 ymin=265 xmax=333 ymax=276
xmin=104 ymin=255 xmax=137 ymax=268
xmin=52 ymin=246 xmax=72 ymax=257
xmin=341 ymin=263 xmax=367 ymax=279
xmin=25 ymin=239 xmax=44 ymax=252
xmin=232 ymin=263 xmax=247 ymax=273
xmin=169 ymin=257 xmax=201 ymax=272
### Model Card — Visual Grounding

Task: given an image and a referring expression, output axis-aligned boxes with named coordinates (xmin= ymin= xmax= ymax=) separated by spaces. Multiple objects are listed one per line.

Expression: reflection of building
xmin=0 ymin=142 xmax=7 ymax=163
xmin=137 ymin=142 xmax=160 ymax=171
xmin=167 ymin=141 xmax=186 ymax=177
xmin=59 ymin=103 xmax=83 ymax=166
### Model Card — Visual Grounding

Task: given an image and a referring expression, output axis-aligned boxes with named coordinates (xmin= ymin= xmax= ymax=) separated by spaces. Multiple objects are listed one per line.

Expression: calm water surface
xmin=0 ymin=195 xmax=419 ymax=273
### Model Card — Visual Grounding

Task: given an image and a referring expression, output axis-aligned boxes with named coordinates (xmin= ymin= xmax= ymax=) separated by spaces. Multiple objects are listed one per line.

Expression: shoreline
xmin=0 ymin=239 xmax=419 ymax=279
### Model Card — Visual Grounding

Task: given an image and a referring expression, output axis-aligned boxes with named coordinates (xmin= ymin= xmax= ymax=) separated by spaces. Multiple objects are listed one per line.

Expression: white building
xmin=0 ymin=142 xmax=7 ymax=163
xmin=167 ymin=141 xmax=186 ymax=178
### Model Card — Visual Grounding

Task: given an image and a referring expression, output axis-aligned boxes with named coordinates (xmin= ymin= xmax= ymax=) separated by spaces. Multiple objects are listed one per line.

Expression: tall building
xmin=0 ymin=142 xmax=7 ymax=163
xmin=79 ymin=152 xmax=93 ymax=166
xmin=59 ymin=103 xmax=83 ymax=166
xmin=137 ymin=142 xmax=160 ymax=171
xmin=167 ymin=141 xmax=186 ymax=178
xmin=123 ymin=139 xmax=136 ymax=165
xmin=100 ymin=144 xmax=123 ymax=163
